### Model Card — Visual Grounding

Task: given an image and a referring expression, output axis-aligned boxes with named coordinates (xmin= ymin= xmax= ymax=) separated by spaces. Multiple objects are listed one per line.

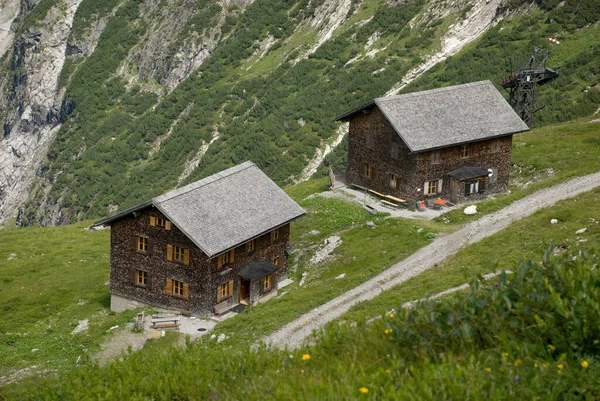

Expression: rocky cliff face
xmin=0 ymin=0 xmax=82 ymax=223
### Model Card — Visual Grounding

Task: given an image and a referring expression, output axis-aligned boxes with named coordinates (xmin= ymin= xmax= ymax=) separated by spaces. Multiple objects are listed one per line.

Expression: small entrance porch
xmin=238 ymin=261 xmax=280 ymax=306
xmin=448 ymin=166 xmax=491 ymax=204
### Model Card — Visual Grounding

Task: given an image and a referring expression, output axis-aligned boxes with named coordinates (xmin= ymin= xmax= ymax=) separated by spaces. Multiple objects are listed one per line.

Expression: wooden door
xmin=239 ymin=278 xmax=250 ymax=302
xmin=450 ymin=178 xmax=460 ymax=203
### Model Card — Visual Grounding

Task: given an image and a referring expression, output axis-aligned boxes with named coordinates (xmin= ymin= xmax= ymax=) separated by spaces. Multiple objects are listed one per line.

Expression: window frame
xmin=460 ymin=144 xmax=471 ymax=158
xmin=173 ymin=279 xmax=184 ymax=296
xmin=247 ymin=239 xmax=256 ymax=253
xmin=263 ymin=274 xmax=272 ymax=291
xmin=430 ymin=150 xmax=441 ymax=165
xmin=389 ymin=173 xmax=398 ymax=189
xmin=428 ymin=180 xmax=438 ymax=194
xmin=366 ymin=133 xmax=374 ymax=150
xmin=273 ymin=257 xmax=280 ymax=266
xmin=364 ymin=163 xmax=372 ymax=178
xmin=465 ymin=179 xmax=486 ymax=195
xmin=217 ymin=280 xmax=234 ymax=302
xmin=173 ymin=245 xmax=186 ymax=262
xmin=136 ymin=270 xmax=147 ymax=286
xmin=271 ymin=228 xmax=280 ymax=242
xmin=137 ymin=236 xmax=148 ymax=252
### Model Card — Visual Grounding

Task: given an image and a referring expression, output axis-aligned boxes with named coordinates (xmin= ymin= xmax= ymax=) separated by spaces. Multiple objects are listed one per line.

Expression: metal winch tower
xmin=501 ymin=48 xmax=559 ymax=127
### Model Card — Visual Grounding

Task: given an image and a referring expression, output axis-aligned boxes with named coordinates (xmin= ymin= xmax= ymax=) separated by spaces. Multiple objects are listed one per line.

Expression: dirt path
xmin=263 ymin=171 xmax=600 ymax=349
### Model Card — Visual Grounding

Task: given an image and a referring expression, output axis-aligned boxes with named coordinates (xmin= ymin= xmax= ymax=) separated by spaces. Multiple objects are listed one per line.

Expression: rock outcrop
xmin=0 ymin=0 xmax=82 ymax=224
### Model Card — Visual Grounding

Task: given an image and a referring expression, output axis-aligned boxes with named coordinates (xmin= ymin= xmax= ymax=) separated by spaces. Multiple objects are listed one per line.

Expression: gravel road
xmin=263 ymin=171 xmax=600 ymax=350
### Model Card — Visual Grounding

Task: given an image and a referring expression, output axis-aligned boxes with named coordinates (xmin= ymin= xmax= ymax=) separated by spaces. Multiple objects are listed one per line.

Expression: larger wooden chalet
xmin=336 ymin=81 xmax=529 ymax=204
xmin=94 ymin=161 xmax=305 ymax=317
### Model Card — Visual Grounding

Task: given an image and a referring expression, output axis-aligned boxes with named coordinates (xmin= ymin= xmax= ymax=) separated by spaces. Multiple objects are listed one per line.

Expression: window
xmin=271 ymin=228 xmax=280 ymax=242
xmin=460 ymin=144 xmax=471 ymax=158
xmin=428 ymin=180 xmax=438 ymax=194
xmin=423 ymin=179 xmax=443 ymax=195
xmin=362 ymin=162 xmax=373 ymax=178
xmin=390 ymin=143 xmax=399 ymax=160
xmin=217 ymin=249 xmax=235 ymax=269
xmin=491 ymin=139 xmax=501 ymax=153
xmin=165 ymin=278 xmax=188 ymax=299
xmin=366 ymin=133 xmax=374 ymax=149
xmin=137 ymin=236 xmax=148 ymax=252
xmin=263 ymin=274 xmax=272 ymax=291
xmin=465 ymin=179 xmax=486 ymax=195
xmin=173 ymin=279 xmax=184 ymax=296
xmin=217 ymin=280 xmax=234 ymax=303
xmin=174 ymin=246 xmax=186 ymax=262
xmin=430 ymin=151 xmax=441 ymax=165
xmin=247 ymin=239 xmax=256 ymax=253
xmin=167 ymin=244 xmax=189 ymax=265
xmin=389 ymin=173 xmax=398 ymax=189
xmin=136 ymin=270 xmax=147 ymax=286
xmin=273 ymin=257 xmax=280 ymax=266
xmin=150 ymin=216 xmax=171 ymax=230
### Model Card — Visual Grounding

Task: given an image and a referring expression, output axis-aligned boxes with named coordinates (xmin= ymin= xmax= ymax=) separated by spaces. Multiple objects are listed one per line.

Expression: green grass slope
xmin=1 ymin=116 xmax=598 ymax=397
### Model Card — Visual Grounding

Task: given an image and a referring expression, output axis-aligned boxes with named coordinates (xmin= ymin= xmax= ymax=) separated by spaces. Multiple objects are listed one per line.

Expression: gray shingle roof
xmin=337 ymin=81 xmax=529 ymax=152
xmin=95 ymin=162 xmax=305 ymax=258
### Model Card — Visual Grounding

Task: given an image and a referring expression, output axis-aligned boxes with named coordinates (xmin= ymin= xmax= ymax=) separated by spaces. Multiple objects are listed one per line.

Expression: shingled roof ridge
xmin=153 ymin=161 xmax=256 ymax=205
xmin=375 ymin=80 xmax=492 ymax=104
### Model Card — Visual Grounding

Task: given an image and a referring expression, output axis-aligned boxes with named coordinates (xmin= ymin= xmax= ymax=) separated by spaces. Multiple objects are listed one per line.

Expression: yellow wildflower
xmin=485 ymin=367 xmax=492 ymax=373
xmin=385 ymin=369 xmax=391 ymax=374
xmin=504 ymin=352 xmax=509 ymax=357
xmin=548 ymin=345 xmax=556 ymax=351
xmin=557 ymin=364 xmax=564 ymax=370
xmin=499 ymin=366 xmax=505 ymax=372
xmin=581 ymin=360 xmax=589 ymax=369
xmin=542 ymin=363 xmax=548 ymax=368
xmin=359 ymin=387 xmax=369 ymax=394
xmin=514 ymin=359 xmax=523 ymax=367
xmin=534 ymin=363 xmax=538 ymax=368
xmin=302 ymin=354 xmax=310 ymax=361
xmin=384 ymin=329 xmax=393 ymax=335
xmin=388 ymin=313 xmax=395 ymax=318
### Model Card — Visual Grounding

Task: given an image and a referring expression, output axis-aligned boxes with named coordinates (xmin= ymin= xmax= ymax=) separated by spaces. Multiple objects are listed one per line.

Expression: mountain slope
xmin=0 ymin=0 xmax=599 ymax=226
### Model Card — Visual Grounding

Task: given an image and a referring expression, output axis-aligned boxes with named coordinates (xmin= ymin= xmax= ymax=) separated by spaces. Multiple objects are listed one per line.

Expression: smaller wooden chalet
xmin=336 ymin=81 xmax=529 ymax=205
xmin=94 ymin=161 xmax=305 ymax=317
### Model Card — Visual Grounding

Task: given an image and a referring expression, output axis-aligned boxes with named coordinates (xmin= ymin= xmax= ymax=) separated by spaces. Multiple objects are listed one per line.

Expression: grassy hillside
xmin=1 ymin=116 xmax=598 ymax=397
xmin=14 ymin=0 xmax=600 ymax=225
xmin=4 ymin=184 xmax=599 ymax=398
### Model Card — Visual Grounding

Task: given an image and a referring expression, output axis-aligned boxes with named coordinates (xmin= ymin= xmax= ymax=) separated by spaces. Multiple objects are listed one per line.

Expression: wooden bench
xmin=153 ymin=323 xmax=180 ymax=330
xmin=381 ymin=199 xmax=399 ymax=209
xmin=368 ymin=189 xmax=386 ymax=198
xmin=151 ymin=317 xmax=180 ymax=330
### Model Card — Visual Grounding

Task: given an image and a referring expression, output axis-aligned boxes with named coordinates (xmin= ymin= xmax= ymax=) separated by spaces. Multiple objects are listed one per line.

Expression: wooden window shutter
xmin=165 ymin=220 xmax=171 ymax=231
xmin=423 ymin=182 xmax=429 ymax=195
xmin=132 ymin=236 xmax=138 ymax=250
xmin=479 ymin=179 xmax=486 ymax=193
xmin=167 ymin=244 xmax=173 ymax=261
xmin=465 ymin=182 xmax=470 ymax=196
xmin=229 ymin=249 xmax=235 ymax=263
xmin=147 ymin=273 xmax=152 ymax=289
xmin=148 ymin=239 xmax=153 ymax=253
xmin=184 ymin=248 xmax=190 ymax=266
xmin=150 ymin=216 xmax=156 ymax=226
xmin=396 ymin=176 xmax=400 ymax=190
xmin=217 ymin=286 xmax=222 ymax=303
xmin=370 ymin=166 xmax=375 ymax=179
xmin=130 ymin=269 xmax=136 ymax=284
xmin=228 ymin=280 xmax=233 ymax=296
xmin=183 ymin=283 xmax=189 ymax=300
xmin=165 ymin=278 xmax=173 ymax=295
xmin=360 ymin=162 xmax=366 ymax=176
xmin=438 ymin=179 xmax=443 ymax=193
xmin=217 ymin=255 xmax=223 ymax=269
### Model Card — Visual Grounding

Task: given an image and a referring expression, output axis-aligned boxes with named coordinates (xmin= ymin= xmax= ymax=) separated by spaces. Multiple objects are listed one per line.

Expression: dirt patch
xmin=91 ymin=323 xmax=147 ymax=366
